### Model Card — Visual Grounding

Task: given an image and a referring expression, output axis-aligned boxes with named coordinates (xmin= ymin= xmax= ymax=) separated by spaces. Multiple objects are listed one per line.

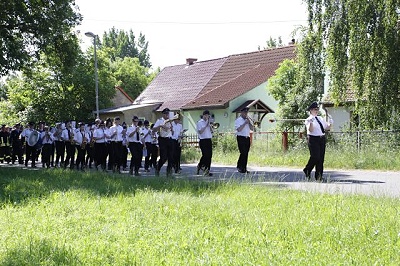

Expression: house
xmin=98 ymin=45 xmax=297 ymax=133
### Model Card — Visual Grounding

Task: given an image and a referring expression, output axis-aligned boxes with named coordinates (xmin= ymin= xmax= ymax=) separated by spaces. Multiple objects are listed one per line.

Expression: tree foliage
xmin=0 ymin=0 xmax=82 ymax=75
xmin=267 ymin=58 xmax=319 ymax=130
xmin=101 ymin=27 xmax=152 ymax=68
xmin=302 ymin=0 xmax=400 ymax=129
xmin=112 ymin=57 xmax=156 ymax=100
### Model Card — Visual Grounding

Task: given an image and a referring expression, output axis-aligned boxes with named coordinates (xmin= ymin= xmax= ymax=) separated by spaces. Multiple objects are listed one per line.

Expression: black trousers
xmin=144 ymin=142 xmax=153 ymax=170
xmin=85 ymin=145 xmax=95 ymax=167
xmin=129 ymin=142 xmax=143 ymax=173
xmin=55 ymin=141 xmax=65 ymax=166
xmin=110 ymin=141 xmax=123 ymax=169
xmin=172 ymin=139 xmax=182 ymax=172
xmin=64 ymin=141 xmax=75 ymax=169
xmin=304 ymin=135 xmax=326 ymax=180
xmin=12 ymin=143 xmax=24 ymax=164
xmin=198 ymin=138 xmax=212 ymax=172
xmin=95 ymin=143 xmax=107 ymax=170
xmin=157 ymin=137 xmax=174 ymax=174
xmin=149 ymin=143 xmax=158 ymax=169
xmin=75 ymin=145 xmax=86 ymax=169
xmin=41 ymin=143 xmax=53 ymax=168
xmin=25 ymin=144 xmax=37 ymax=167
xmin=236 ymin=136 xmax=250 ymax=172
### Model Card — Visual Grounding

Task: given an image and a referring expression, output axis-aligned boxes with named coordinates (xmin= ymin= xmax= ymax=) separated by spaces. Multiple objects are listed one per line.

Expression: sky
xmin=74 ymin=0 xmax=308 ymax=70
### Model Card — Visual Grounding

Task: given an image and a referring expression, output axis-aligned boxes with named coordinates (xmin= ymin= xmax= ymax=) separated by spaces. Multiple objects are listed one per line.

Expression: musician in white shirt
xmin=196 ymin=110 xmax=213 ymax=176
xmin=152 ymin=108 xmax=174 ymax=176
xmin=142 ymin=120 xmax=153 ymax=172
xmin=21 ymin=121 xmax=37 ymax=168
xmin=126 ymin=116 xmax=143 ymax=176
xmin=303 ymin=101 xmax=333 ymax=181
xmin=171 ymin=118 xmax=183 ymax=174
xmin=108 ymin=116 xmax=125 ymax=173
xmin=62 ymin=121 xmax=76 ymax=169
xmin=40 ymin=126 xmax=54 ymax=168
xmin=234 ymin=107 xmax=254 ymax=174
xmin=53 ymin=123 xmax=65 ymax=168
xmin=93 ymin=120 xmax=107 ymax=171
xmin=74 ymin=122 xmax=89 ymax=171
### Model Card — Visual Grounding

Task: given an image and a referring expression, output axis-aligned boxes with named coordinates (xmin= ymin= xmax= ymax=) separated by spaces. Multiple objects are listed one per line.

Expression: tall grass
xmin=0 ymin=167 xmax=400 ymax=265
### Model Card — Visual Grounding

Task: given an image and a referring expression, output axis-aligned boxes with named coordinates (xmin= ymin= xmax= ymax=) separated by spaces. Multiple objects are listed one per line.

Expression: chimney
xmin=288 ymin=39 xmax=295 ymax=45
xmin=186 ymin=58 xmax=197 ymax=65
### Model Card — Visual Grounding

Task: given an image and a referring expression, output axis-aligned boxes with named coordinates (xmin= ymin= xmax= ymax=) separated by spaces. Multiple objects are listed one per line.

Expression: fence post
xmin=282 ymin=130 xmax=288 ymax=152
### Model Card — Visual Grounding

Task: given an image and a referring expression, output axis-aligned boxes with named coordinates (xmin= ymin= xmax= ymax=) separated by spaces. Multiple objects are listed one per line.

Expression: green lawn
xmin=1 ymin=167 xmax=399 ymax=265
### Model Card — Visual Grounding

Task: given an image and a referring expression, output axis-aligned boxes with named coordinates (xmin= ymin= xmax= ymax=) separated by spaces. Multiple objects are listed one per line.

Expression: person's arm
xmin=305 ymin=116 xmax=315 ymax=132
xmin=236 ymin=118 xmax=249 ymax=132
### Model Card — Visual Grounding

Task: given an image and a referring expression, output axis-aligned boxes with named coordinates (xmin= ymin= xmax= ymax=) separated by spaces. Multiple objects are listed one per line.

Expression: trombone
xmin=268 ymin=118 xmax=305 ymax=123
xmin=164 ymin=114 xmax=180 ymax=124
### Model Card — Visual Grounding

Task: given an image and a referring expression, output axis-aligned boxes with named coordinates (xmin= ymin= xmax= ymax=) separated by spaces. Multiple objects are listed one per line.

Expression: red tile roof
xmin=184 ymin=45 xmax=296 ymax=109
xmin=135 ymin=57 xmax=227 ymax=111
xmin=135 ymin=45 xmax=296 ymax=112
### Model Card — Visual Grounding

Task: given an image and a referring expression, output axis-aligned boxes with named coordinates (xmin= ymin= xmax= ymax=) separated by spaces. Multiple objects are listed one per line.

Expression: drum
xmin=27 ymin=130 xmax=39 ymax=147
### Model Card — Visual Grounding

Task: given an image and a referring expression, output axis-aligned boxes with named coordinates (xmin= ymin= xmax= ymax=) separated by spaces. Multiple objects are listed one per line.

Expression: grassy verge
xmin=0 ymin=168 xmax=399 ymax=264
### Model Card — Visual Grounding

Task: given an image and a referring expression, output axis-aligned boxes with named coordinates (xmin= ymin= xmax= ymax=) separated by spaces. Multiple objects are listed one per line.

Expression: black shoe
xmin=196 ymin=166 xmax=201 ymax=175
xmin=129 ymin=169 xmax=133 ymax=175
xmin=303 ymin=168 xmax=311 ymax=179
xmin=155 ymin=170 xmax=160 ymax=176
xmin=134 ymin=171 xmax=140 ymax=176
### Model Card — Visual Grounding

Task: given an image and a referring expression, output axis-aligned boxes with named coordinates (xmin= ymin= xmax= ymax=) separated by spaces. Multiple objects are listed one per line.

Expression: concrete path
xmin=2 ymin=162 xmax=399 ymax=198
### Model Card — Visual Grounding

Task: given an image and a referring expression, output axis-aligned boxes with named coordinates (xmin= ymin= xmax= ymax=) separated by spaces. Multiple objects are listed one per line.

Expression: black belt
xmin=159 ymin=137 xmax=171 ymax=139
xmin=308 ymin=135 xmax=325 ymax=138
xmin=111 ymin=141 xmax=122 ymax=143
xmin=237 ymin=135 xmax=250 ymax=138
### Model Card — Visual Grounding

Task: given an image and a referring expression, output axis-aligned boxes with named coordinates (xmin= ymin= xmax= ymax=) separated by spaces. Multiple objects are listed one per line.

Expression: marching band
xmin=0 ymin=112 xmax=185 ymax=176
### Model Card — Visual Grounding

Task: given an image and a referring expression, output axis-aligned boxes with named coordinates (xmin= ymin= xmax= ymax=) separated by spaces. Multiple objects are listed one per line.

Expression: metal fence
xmin=182 ymin=130 xmax=400 ymax=152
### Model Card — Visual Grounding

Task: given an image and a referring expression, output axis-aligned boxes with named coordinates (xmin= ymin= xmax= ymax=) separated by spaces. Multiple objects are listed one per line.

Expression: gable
xmin=112 ymin=86 xmax=134 ymax=107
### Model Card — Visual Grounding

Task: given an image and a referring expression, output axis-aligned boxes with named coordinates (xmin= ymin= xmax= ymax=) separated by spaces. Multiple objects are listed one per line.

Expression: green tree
xmin=101 ymin=27 xmax=152 ymax=68
xmin=2 ymin=49 xmax=116 ymax=125
xmin=302 ymin=0 xmax=400 ymax=129
xmin=267 ymin=58 xmax=318 ymax=131
xmin=112 ymin=57 xmax=156 ymax=100
xmin=0 ymin=0 xmax=82 ymax=75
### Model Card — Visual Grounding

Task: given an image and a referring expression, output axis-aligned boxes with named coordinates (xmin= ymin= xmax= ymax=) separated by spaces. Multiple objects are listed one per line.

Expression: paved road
xmin=178 ymin=163 xmax=400 ymax=198
xmin=2 ymin=162 xmax=399 ymax=198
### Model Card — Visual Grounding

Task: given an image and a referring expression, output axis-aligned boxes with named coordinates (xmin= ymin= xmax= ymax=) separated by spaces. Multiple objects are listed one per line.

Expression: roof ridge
xmin=227 ymin=45 xmax=295 ymax=58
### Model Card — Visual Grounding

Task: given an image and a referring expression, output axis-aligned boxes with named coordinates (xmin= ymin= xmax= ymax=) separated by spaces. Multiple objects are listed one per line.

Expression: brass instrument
xmin=246 ymin=116 xmax=259 ymax=127
xmin=90 ymin=138 xmax=95 ymax=147
xmin=69 ymin=129 xmax=75 ymax=145
xmin=211 ymin=122 xmax=220 ymax=129
xmin=268 ymin=118 xmax=304 ymax=123
xmin=81 ymin=132 xmax=87 ymax=150
xmin=164 ymin=114 xmax=180 ymax=124
xmin=178 ymin=129 xmax=188 ymax=147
